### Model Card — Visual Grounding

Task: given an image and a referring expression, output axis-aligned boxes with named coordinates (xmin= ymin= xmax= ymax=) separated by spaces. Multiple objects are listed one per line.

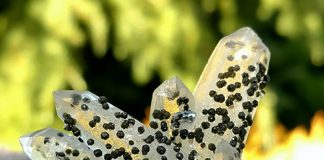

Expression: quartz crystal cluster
xmin=20 ymin=27 xmax=270 ymax=160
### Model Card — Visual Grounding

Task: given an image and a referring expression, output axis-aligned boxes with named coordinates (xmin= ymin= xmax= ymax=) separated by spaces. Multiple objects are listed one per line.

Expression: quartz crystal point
xmin=149 ymin=76 xmax=240 ymax=159
xmin=20 ymin=27 xmax=270 ymax=160
xmin=149 ymin=76 xmax=196 ymax=131
xmin=19 ymin=128 xmax=98 ymax=160
xmin=54 ymin=90 xmax=188 ymax=159
xmin=193 ymin=27 xmax=270 ymax=149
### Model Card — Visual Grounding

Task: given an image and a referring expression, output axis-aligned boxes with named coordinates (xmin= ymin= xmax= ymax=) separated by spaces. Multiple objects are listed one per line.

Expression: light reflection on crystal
xmin=171 ymin=110 xmax=196 ymax=129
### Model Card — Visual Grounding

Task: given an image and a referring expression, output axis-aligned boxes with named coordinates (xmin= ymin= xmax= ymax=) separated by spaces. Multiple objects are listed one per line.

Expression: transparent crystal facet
xmin=149 ymin=76 xmax=196 ymax=130
xmin=20 ymin=27 xmax=270 ymax=160
xmin=19 ymin=128 xmax=98 ymax=160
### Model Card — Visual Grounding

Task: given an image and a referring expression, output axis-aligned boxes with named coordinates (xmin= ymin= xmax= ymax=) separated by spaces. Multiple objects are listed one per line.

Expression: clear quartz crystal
xmin=20 ymin=27 xmax=270 ymax=160
xmin=19 ymin=128 xmax=98 ymax=160
xmin=194 ymin=27 xmax=270 ymax=146
xmin=149 ymin=76 xmax=196 ymax=131
xmin=54 ymin=90 xmax=184 ymax=159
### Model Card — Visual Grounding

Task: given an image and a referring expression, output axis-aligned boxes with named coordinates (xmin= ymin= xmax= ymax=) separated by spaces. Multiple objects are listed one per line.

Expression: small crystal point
xmin=150 ymin=77 xmax=195 ymax=114
xmin=19 ymin=133 xmax=34 ymax=159
xmin=20 ymin=128 xmax=97 ymax=160
xmin=150 ymin=76 xmax=196 ymax=130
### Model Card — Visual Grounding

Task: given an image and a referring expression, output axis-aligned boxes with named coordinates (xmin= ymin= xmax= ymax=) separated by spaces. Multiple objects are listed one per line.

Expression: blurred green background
xmin=0 ymin=0 xmax=324 ymax=155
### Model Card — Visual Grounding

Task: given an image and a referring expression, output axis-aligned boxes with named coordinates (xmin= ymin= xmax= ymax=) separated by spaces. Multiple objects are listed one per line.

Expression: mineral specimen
xmin=20 ymin=27 xmax=270 ymax=160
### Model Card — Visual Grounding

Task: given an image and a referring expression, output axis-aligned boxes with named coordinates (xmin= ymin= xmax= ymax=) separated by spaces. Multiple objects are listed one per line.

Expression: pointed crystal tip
xmin=53 ymin=90 xmax=79 ymax=103
xmin=53 ymin=90 xmax=93 ymax=109
xmin=19 ymin=133 xmax=33 ymax=158
xmin=227 ymin=27 xmax=257 ymax=40
xmin=223 ymin=27 xmax=270 ymax=58
xmin=19 ymin=128 xmax=50 ymax=159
